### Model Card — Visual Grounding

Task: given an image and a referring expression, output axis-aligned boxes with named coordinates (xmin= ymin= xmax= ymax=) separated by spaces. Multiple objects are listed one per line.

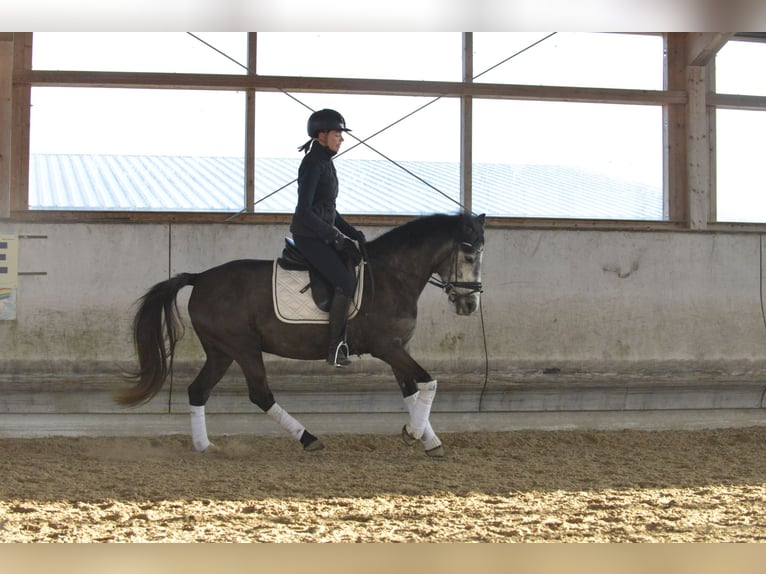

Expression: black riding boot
xmin=327 ymin=287 xmax=352 ymax=367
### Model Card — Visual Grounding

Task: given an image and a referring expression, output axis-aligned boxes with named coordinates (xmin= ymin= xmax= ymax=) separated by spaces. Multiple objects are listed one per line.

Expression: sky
xmin=25 ymin=32 xmax=766 ymax=222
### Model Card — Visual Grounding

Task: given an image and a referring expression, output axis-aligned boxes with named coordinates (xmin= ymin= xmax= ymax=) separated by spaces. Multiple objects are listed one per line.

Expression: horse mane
xmin=368 ymin=213 xmax=465 ymax=251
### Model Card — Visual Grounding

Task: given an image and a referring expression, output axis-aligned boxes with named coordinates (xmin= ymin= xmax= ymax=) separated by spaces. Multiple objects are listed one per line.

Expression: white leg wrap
xmin=190 ymin=405 xmax=211 ymax=452
xmin=404 ymin=393 xmax=442 ymax=450
xmin=404 ymin=380 xmax=437 ymax=441
xmin=417 ymin=409 xmax=442 ymax=451
xmin=420 ymin=430 xmax=442 ymax=452
xmin=267 ymin=403 xmax=305 ymax=441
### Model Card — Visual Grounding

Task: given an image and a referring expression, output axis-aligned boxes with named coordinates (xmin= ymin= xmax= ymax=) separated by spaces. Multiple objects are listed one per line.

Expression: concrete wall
xmin=2 ymin=221 xmax=766 ymax=380
xmin=483 ymin=228 xmax=766 ymax=368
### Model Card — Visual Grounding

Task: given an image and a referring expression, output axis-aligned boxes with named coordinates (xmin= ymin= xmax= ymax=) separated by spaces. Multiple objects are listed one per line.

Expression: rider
xmin=291 ymin=108 xmax=366 ymax=367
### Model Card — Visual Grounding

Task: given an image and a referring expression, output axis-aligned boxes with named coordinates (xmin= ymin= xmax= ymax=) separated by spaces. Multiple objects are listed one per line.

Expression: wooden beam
xmin=15 ymin=69 xmax=687 ymax=107
xmin=4 ymin=207 xmax=695 ymax=232
xmin=686 ymin=33 xmax=734 ymax=66
xmin=709 ymin=93 xmax=766 ymax=111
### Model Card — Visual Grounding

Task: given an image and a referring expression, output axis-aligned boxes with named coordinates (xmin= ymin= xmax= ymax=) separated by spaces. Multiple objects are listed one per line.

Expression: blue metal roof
xmin=28 ymin=154 xmax=663 ymax=219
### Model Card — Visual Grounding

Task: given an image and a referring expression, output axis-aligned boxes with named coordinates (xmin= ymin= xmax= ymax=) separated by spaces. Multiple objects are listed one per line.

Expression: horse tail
xmin=116 ymin=272 xmax=198 ymax=407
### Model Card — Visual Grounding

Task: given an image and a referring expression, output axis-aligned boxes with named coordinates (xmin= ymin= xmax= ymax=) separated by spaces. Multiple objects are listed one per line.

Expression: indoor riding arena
xmin=2 ymin=31 xmax=766 ymax=544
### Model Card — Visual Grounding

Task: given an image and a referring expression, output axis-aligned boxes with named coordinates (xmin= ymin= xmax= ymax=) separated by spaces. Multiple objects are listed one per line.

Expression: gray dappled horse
xmin=117 ymin=213 xmax=486 ymax=457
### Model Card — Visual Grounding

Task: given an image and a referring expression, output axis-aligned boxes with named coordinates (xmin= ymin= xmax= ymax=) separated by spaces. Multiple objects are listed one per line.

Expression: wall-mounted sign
xmin=0 ymin=234 xmax=18 ymax=320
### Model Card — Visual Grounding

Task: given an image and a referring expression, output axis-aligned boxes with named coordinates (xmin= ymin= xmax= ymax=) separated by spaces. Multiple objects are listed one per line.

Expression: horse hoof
xmin=425 ymin=445 xmax=445 ymax=458
xmin=303 ymin=438 xmax=325 ymax=452
xmin=194 ymin=442 xmax=219 ymax=453
xmin=401 ymin=425 xmax=418 ymax=447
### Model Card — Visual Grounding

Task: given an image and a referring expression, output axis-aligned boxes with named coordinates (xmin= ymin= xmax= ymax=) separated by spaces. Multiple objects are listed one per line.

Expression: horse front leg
xmin=238 ymin=351 xmax=325 ymax=452
xmin=396 ymin=371 xmax=444 ymax=458
xmin=378 ymin=346 xmax=444 ymax=458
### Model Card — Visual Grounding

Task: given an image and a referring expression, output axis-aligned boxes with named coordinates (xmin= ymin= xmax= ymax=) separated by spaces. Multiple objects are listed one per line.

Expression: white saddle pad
xmin=272 ymin=260 xmax=364 ymax=324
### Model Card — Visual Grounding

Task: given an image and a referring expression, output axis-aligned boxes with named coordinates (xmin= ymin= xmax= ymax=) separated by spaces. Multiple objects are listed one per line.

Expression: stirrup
xmin=328 ymin=340 xmax=351 ymax=367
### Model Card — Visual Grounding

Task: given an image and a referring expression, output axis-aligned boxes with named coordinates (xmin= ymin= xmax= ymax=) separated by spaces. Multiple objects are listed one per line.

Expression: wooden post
xmin=683 ymin=33 xmax=731 ymax=228
xmin=663 ymin=33 xmax=688 ymax=222
xmin=686 ymin=65 xmax=710 ymax=230
xmin=706 ymin=62 xmax=717 ymax=223
xmin=245 ymin=33 xmax=256 ymax=214
xmin=460 ymin=33 xmax=472 ymax=215
xmin=0 ymin=34 xmax=11 ymax=218
xmin=11 ymin=33 xmax=32 ymax=214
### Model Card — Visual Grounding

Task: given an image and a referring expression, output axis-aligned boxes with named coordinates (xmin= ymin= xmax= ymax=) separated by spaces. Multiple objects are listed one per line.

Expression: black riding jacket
xmin=290 ymin=140 xmax=357 ymax=242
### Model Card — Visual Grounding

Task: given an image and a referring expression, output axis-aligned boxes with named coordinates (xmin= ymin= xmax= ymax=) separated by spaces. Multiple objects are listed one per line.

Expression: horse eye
xmin=460 ymin=243 xmax=482 ymax=260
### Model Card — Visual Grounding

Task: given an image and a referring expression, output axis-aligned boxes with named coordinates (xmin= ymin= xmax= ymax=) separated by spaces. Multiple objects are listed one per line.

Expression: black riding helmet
xmin=307 ymin=109 xmax=352 ymax=138
xmin=299 ymin=109 xmax=351 ymax=153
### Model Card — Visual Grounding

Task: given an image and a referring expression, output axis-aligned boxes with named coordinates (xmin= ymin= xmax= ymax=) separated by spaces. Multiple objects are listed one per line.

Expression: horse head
xmin=434 ymin=213 xmax=486 ymax=316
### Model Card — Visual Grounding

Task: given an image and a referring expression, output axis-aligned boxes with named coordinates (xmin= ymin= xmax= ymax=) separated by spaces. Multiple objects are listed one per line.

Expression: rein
xmin=358 ymin=240 xmax=373 ymax=310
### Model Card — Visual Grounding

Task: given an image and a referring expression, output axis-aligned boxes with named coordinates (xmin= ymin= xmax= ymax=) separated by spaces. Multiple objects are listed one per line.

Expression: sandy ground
xmin=1 ymin=427 xmax=766 ymax=542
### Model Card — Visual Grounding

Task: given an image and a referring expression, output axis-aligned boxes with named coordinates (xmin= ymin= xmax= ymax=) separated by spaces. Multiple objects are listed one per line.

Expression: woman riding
xmin=291 ymin=108 xmax=366 ymax=367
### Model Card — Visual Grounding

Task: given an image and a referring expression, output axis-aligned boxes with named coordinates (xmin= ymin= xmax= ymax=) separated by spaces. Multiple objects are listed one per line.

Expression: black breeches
xmin=292 ymin=235 xmax=357 ymax=297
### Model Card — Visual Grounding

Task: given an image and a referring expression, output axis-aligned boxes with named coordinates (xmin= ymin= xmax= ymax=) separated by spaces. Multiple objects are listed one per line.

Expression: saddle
xmin=277 ymin=237 xmax=361 ymax=312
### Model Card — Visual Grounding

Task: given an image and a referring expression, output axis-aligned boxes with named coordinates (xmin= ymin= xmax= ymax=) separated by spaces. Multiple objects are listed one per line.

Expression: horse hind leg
xmin=238 ymin=350 xmax=325 ymax=452
xmin=187 ymin=346 xmax=233 ymax=452
xmin=265 ymin=403 xmax=324 ymax=452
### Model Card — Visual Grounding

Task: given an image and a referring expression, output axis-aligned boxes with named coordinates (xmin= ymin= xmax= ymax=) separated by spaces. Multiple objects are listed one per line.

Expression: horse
xmin=116 ymin=212 xmax=486 ymax=458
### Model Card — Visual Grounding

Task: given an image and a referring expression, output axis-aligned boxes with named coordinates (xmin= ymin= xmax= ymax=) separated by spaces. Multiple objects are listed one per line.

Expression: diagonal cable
xmin=188 ymin=32 xmax=556 ymax=215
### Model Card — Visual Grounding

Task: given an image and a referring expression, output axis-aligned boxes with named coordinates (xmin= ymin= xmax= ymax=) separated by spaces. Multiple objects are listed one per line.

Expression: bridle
xmin=359 ymin=228 xmax=484 ymax=307
xmin=428 ymin=239 xmax=484 ymax=304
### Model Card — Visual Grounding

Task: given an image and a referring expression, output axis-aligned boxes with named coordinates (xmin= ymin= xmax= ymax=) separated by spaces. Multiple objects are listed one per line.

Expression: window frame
xmin=6 ymin=32 xmax=765 ymax=231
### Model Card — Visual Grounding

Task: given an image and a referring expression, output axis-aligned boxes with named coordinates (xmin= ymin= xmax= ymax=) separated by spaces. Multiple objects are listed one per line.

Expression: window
xmin=471 ymin=33 xmax=664 ymax=220
xmin=715 ymin=109 xmax=766 ymax=223
xmin=32 ymin=32 xmax=247 ymax=74
xmin=715 ymin=39 xmax=766 ymax=223
xmin=28 ymin=32 xmax=248 ymax=212
xmin=715 ymin=39 xmax=766 ymax=97
xmin=13 ymin=33 xmax=713 ymax=223
xmin=29 ymin=88 xmax=246 ymax=211
xmin=253 ymin=92 xmax=461 ymax=214
xmin=472 ymin=100 xmax=663 ymax=219
xmin=473 ymin=33 xmax=663 ymax=90
xmin=256 ymin=33 xmax=461 ymax=82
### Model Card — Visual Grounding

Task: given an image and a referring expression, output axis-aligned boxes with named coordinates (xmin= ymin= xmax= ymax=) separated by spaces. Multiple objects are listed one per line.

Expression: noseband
xmin=429 ymin=240 xmax=484 ymax=303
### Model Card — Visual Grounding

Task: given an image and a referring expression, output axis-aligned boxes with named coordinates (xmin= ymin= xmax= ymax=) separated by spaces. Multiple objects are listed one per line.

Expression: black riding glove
xmin=341 ymin=239 xmax=363 ymax=266
xmin=350 ymin=229 xmax=366 ymax=244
